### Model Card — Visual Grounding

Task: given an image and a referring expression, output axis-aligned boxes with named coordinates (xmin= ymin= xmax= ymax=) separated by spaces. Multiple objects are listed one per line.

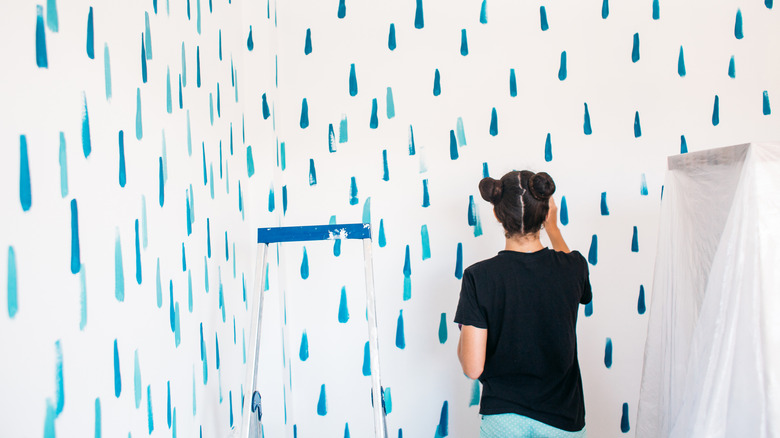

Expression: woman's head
xmin=478 ymin=170 xmax=556 ymax=238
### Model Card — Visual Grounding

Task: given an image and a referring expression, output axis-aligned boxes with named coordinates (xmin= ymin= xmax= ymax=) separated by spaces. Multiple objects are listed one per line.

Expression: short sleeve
xmin=453 ymin=269 xmax=488 ymax=329
xmin=574 ymin=251 xmax=593 ymax=305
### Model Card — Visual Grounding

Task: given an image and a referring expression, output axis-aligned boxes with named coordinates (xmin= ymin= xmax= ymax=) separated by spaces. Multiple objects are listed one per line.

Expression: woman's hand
xmin=544 ymin=198 xmax=571 ymax=253
xmin=544 ymin=197 xmax=559 ymax=231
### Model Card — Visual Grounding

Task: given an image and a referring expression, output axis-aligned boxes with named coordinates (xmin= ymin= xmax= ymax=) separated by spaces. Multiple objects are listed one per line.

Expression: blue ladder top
xmin=257 ymin=223 xmax=371 ymax=244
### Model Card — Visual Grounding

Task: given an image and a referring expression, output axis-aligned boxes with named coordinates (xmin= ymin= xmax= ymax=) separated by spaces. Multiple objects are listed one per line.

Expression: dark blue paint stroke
xmin=468 ymin=195 xmax=477 ymax=226
xmin=317 ymin=384 xmax=327 ymax=416
xmin=735 ymin=10 xmax=743 ymax=39
xmin=712 ymin=95 xmax=720 ymax=126
xmin=196 ymin=46 xmax=201 ymax=87
xmin=158 ymin=157 xmax=165 ymax=207
xmin=584 ymin=301 xmax=593 ymax=317
xmin=408 ymin=125 xmax=416 ymax=155
xmin=229 ymin=391 xmax=233 ymax=426
xmin=224 ymin=232 xmax=229 ymax=261
xmin=300 ymin=247 xmax=309 ymax=279
xmin=638 ymin=285 xmax=646 ymax=314
xmin=767 ymin=0 xmax=774 ymax=9
xmin=382 ymin=150 xmax=390 ymax=181
xmin=545 ymin=133 xmax=552 ymax=162
xmin=588 ymin=235 xmax=598 ymax=265
xmin=604 ymin=338 xmax=613 ymax=368
xmin=350 ymin=176 xmax=359 ymax=205
xmin=362 ymin=341 xmax=371 ymax=376
xmin=433 ymin=69 xmax=441 ymax=96
xmin=349 ymin=63 xmax=358 ymax=96
xmin=414 ymin=0 xmax=424 ymax=28
xmin=621 ymin=403 xmax=630 ymax=432
xmin=118 ymin=130 xmax=127 ymax=187
xmin=378 ymin=219 xmax=386 ymax=247
xmin=338 ymin=0 xmax=346 ymax=18
xmin=455 ymin=242 xmax=463 ymax=279
xmin=47 ymin=0 xmax=59 ymax=32
xmin=169 ymin=283 xmax=175 ymax=332
xmin=114 ymin=339 xmax=122 ymax=397
xmin=438 ymin=313 xmax=448 ymax=344
xmin=388 ymin=23 xmax=396 ymax=50
xmin=634 ymin=111 xmax=642 ymax=137
xmin=135 ymin=220 xmax=142 ymax=284
xmin=141 ymin=34 xmax=147 ymax=83
xmin=247 ymin=145 xmax=255 ymax=178
xmin=166 ymin=381 xmax=171 ymax=428
xmin=557 ymin=51 xmax=567 ymax=81
xmin=262 ymin=93 xmax=270 ymax=119
xmin=186 ymin=192 xmax=192 ymax=236
xmin=19 ymin=136 xmax=32 ymax=212
xmin=86 ymin=7 xmax=94 ymax=59
xmin=602 ymin=0 xmax=609 ymax=18
xmin=299 ymin=331 xmax=309 ymax=361
xmin=560 ymin=196 xmax=569 ymax=225
xmin=437 ymin=401 xmax=448 ymax=437
xmin=540 ymin=6 xmax=549 ymax=31
xmin=601 ymin=192 xmax=609 ymax=215
xmin=678 ymin=46 xmax=686 ymax=77
xmin=728 ymin=56 xmax=736 ymax=78
xmin=509 ymin=69 xmax=517 ymax=97
xmin=69 ymin=199 xmax=82 ymax=279
xmin=36 ymin=6 xmax=48 ymax=68
xmin=82 ymin=94 xmax=91 ymax=157
xmin=653 ymin=0 xmax=659 ymax=20
xmin=181 ymin=243 xmax=186 ymax=271
xmin=422 ymin=179 xmax=430 ymax=207
xmin=489 ymin=108 xmax=498 ymax=136
xmin=115 ymin=232 xmax=124 ymax=301
xmin=470 ymin=380 xmax=480 ymax=406
xmin=370 ymin=98 xmax=379 ymax=129
xmin=268 ymin=186 xmax=275 ymax=212
xmin=680 ymin=135 xmax=688 ymax=153
xmin=632 ymin=33 xmax=640 ymax=63
xmin=328 ymin=123 xmax=337 ymax=152
xmin=403 ymin=245 xmax=411 ymax=300
xmin=480 ymin=0 xmax=488 ymax=23
xmin=763 ymin=91 xmax=771 ymax=115
xmin=216 ymin=83 xmax=221 ymax=117
xmin=631 ymin=226 xmax=639 ymax=252
xmin=300 ymin=98 xmax=309 ymax=128
xmin=218 ymin=30 xmax=222 ymax=60
xmin=247 ymin=26 xmax=253 ymax=50
xmin=338 ymin=286 xmax=349 ymax=323
xmin=395 ymin=310 xmax=405 ymax=349
xmin=309 ymin=159 xmax=318 ymax=185
xmin=215 ymin=333 xmax=220 ymax=369
xmin=449 ymin=130 xmax=458 ymax=160
xmin=460 ymin=29 xmax=468 ymax=56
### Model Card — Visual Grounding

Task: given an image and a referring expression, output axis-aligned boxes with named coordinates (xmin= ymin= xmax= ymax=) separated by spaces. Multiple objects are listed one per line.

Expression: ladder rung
xmin=257 ymin=223 xmax=371 ymax=244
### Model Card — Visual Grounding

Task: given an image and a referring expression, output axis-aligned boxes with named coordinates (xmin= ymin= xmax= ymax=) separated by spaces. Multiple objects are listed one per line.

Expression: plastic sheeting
xmin=636 ymin=142 xmax=780 ymax=438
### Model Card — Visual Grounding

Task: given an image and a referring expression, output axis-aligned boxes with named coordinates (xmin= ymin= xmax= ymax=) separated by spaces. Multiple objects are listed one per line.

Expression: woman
xmin=455 ymin=170 xmax=592 ymax=438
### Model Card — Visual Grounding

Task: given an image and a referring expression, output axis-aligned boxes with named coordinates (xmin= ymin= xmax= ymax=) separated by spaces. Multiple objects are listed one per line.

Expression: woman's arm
xmin=457 ymin=325 xmax=487 ymax=379
xmin=544 ymin=197 xmax=571 ymax=253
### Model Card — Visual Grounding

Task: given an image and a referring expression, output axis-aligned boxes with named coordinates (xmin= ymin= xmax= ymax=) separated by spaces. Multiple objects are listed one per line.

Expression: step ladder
xmin=240 ymin=223 xmax=389 ymax=438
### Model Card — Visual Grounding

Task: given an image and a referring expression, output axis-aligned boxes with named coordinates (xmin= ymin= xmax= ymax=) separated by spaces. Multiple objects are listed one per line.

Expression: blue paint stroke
xmin=146 ymin=386 xmax=154 ymax=433
xmin=395 ymin=310 xmax=405 ymax=349
xmin=585 ymin=301 xmax=593 ymax=317
xmin=206 ymin=219 xmax=211 ymax=258
xmin=363 ymin=197 xmax=372 ymax=224
xmin=140 ymin=34 xmax=147 ymax=83
xmin=728 ymin=56 xmax=736 ymax=78
xmin=588 ymin=235 xmax=598 ymax=265
xmin=370 ymin=98 xmax=379 ymax=129
xmin=604 ymin=338 xmax=613 ymax=368
xmin=449 ymin=130 xmax=458 ymax=160
xmin=43 ymin=399 xmax=55 ymax=438
xmin=408 ymin=125 xmax=416 ymax=155
xmin=181 ymin=243 xmax=187 ymax=271
xmin=558 ymin=51 xmax=567 ymax=81
xmin=583 ymin=102 xmax=592 ymax=135
xmin=116 ymin=131 xmax=126 ymax=187
xmin=247 ymin=145 xmax=255 ymax=178
xmin=114 ymin=339 xmax=122 ymax=397
xmin=115 ymin=231 xmax=124 ymax=301
xmin=621 ymin=403 xmax=630 ymax=432
xmin=186 ymin=111 xmax=192 ymax=156
xmin=678 ymin=46 xmax=685 ymax=77
xmin=480 ymin=0 xmax=488 ymax=23
xmin=455 ymin=243 xmax=463 ymax=279
xmin=166 ymin=68 xmax=172 ymax=113
xmin=350 ymin=176 xmax=359 ymax=205
xmin=188 ymin=271 xmax=193 ymax=312
xmin=422 ymin=179 xmax=431 ymax=207
xmin=18 ymin=136 xmax=32 ymax=212
xmin=317 ymin=384 xmax=327 ymax=416
xmin=349 ymin=63 xmax=358 ymax=96
xmin=634 ymin=111 xmax=642 ymax=137
xmin=403 ymin=245 xmax=412 ymax=300
xmin=379 ymin=219 xmax=387 ymax=247
xmin=437 ymin=401 xmax=448 ymax=437
xmin=268 ymin=186 xmax=275 ymax=212
xmin=386 ymin=87 xmax=395 ymax=119
xmin=560 ymin=196 xmax=569 ymax=226
xmin=144 ymin=12 xmax=153 ymax=58
xmin=735 ymin=9 xmax=743 ymax=39
xmin=57 ymin=133 xmax=69 ymax=198
xmin=216 ymin=83 xmax=221 ymax=118
xmin=300 ymin=247 xmax=309 ymax=279
xmin=209 ymin=93 xmax=214 ymax=125
xmin=134 ymin=220 xmax=142 ymax=284
xmin=602 ymin=0 xmax=609 ymax=18
xmin=388 ymin=24 xmax=396 ymax=50
xmin=67 ymin=199 xmax=82 ymax=276
xmin=302 ymin=27 xmax=312 ymax=55
xmin=489 ymin=108 xmax=498 ymax=136
xmin=460 ymin=29 xmax=468 ymax=56
xmin=345 ymin=423 xmax=351 ymax=438
xmin=631 ymin=226 xmax=639 ymax=252
xmin=215 ymin=333 xmax=220 ymax=369
xmin=601 ymin=192 xmax=609 ymax=215
xmin=540 ymin=6 xmax=549 ymax=30
xmin=247 ymin=26 xmax=253 ymax=50
xmin=653 ymin=0 xmax=660 ymax=19
xmin=767 ymin=0 xmax=774 ymax=9
xmin=35 ymin=6 xmax=49 ymax=68
xmin=712 ymin=95 xmax=720 ymax=126
xmin=362 ymin=341 xmax=371 ymax=376
xmin=467 ymin=195 xmax=478 ymax=226
xmin=209 ymin=164 xmax=214 ymax=199
xmin=79 ymin=266 xmax=87 ymax=329
xmin=81 ymin=93 xmax=92 ymax=158
xmin=382 ymin=150 xmax=390 ymax=181
xmin=438 ymin=313 xmax=448 ymax=344
xmin=158 ymin=157 xmax=165 ymax=207
xmin=414 ymin=0 xmax=424 ymax=28
xmin=46 ymin=0 xmax=59 ymax=31
xmin=262 ymin=93 xmax=270 ymax=119
xmin=169 ymin=282 xmax=175 ymax=332
xmin=156 ymin=259 xmax=162 ymax=308
xmin=338 ymin=0 xmax=346 ymax=18
xmin=86 ymin=7 xmax=94 ymax=59
xmin=134 ymin=350 xmax=142 ymax=409
xmin=640 ymin=174 xmax=648 ymax=195
xmin=136 ymin=88 xmax=143 ymax=140
xmin=638 ymin=285 xmax=646 ymax=314
xmin=196 ymin=46 xmax=201 ymax=87
xmin=53 ymin=340 xmax=64 ymax=415
xmin=433 ymin=69 xmax=441 ymax=96
xmin=300 ymin=98 xmax=309 ymax=128
xmin=384 ymin=387 xmax=393 ymax=414
xmin=280 ymin=141 xmax=287 ymax=170
xmin=181 ymin=43 xmax=187 ymax=86
xmin=763 ymin=91 xmax=771 ymax=115
xmin=338 ymin=286 xmax=349 ymax=323
xmin=545 ymin=133 xmax=553 ymax=162
xmin=421 ymin=225 xmax=431 ymax=260
xmin=632 ymin=33 xmax=640 ymax=63
xmin=299 ymin=330 xmax=309 ymax=361
xmin=456 ymin=117 xmax=467 ymax=146
xmin=470 ymin=380 xmax=480 ymax=406
xmin=167 ymin=381 xmax=171 ymax=428
xmin=680 ymin=135 xmax=688 ymax=154
xmin=509 ymin=69 xmax=517 ymax=97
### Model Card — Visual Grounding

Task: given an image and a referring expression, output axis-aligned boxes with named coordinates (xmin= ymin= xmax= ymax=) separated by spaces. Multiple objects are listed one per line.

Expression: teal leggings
xmin=480 ymin=414 xmax=587 ymax=438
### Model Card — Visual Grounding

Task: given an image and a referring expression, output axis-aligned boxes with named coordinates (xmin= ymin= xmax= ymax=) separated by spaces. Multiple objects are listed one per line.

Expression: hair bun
xmin=528 ymin=172 xmax=556 ymax=201
xmin=478 ymin=177 xmax=503 ymax=204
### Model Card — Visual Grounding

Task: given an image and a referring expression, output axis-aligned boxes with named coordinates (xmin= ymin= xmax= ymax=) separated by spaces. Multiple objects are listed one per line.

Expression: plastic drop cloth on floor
xmin=636 ymin=142 xmax=780 ymax=438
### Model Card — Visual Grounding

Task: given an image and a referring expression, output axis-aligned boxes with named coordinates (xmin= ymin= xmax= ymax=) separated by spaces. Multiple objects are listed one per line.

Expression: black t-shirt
xmin=454 ymin=248 xmax=592 ymax=432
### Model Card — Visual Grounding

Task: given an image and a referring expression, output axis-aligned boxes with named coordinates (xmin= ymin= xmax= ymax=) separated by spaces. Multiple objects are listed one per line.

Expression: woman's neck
xmin=505 ymin=232 xmax=544 ymax=253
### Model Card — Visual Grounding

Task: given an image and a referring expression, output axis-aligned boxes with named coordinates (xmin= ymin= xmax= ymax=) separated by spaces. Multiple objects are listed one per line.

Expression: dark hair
xmin=478 ymin=170 xmax=556 ymax=238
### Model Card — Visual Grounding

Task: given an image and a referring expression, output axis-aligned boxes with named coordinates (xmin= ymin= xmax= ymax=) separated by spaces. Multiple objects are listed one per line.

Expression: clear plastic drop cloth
xmin=636 ymin=142 xmax=780 ymax=438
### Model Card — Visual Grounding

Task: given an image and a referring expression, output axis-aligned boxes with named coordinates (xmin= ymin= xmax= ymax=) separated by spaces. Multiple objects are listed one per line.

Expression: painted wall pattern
xmin=2 ymin=0 xmax=780 ymax=438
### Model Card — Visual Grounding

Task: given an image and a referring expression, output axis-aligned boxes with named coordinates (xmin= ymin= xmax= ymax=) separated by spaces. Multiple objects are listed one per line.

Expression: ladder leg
xmin=241 ymin=243 xmax=269 ymax=438
xmin=363 ymin=238 xmax=389 ymax=438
